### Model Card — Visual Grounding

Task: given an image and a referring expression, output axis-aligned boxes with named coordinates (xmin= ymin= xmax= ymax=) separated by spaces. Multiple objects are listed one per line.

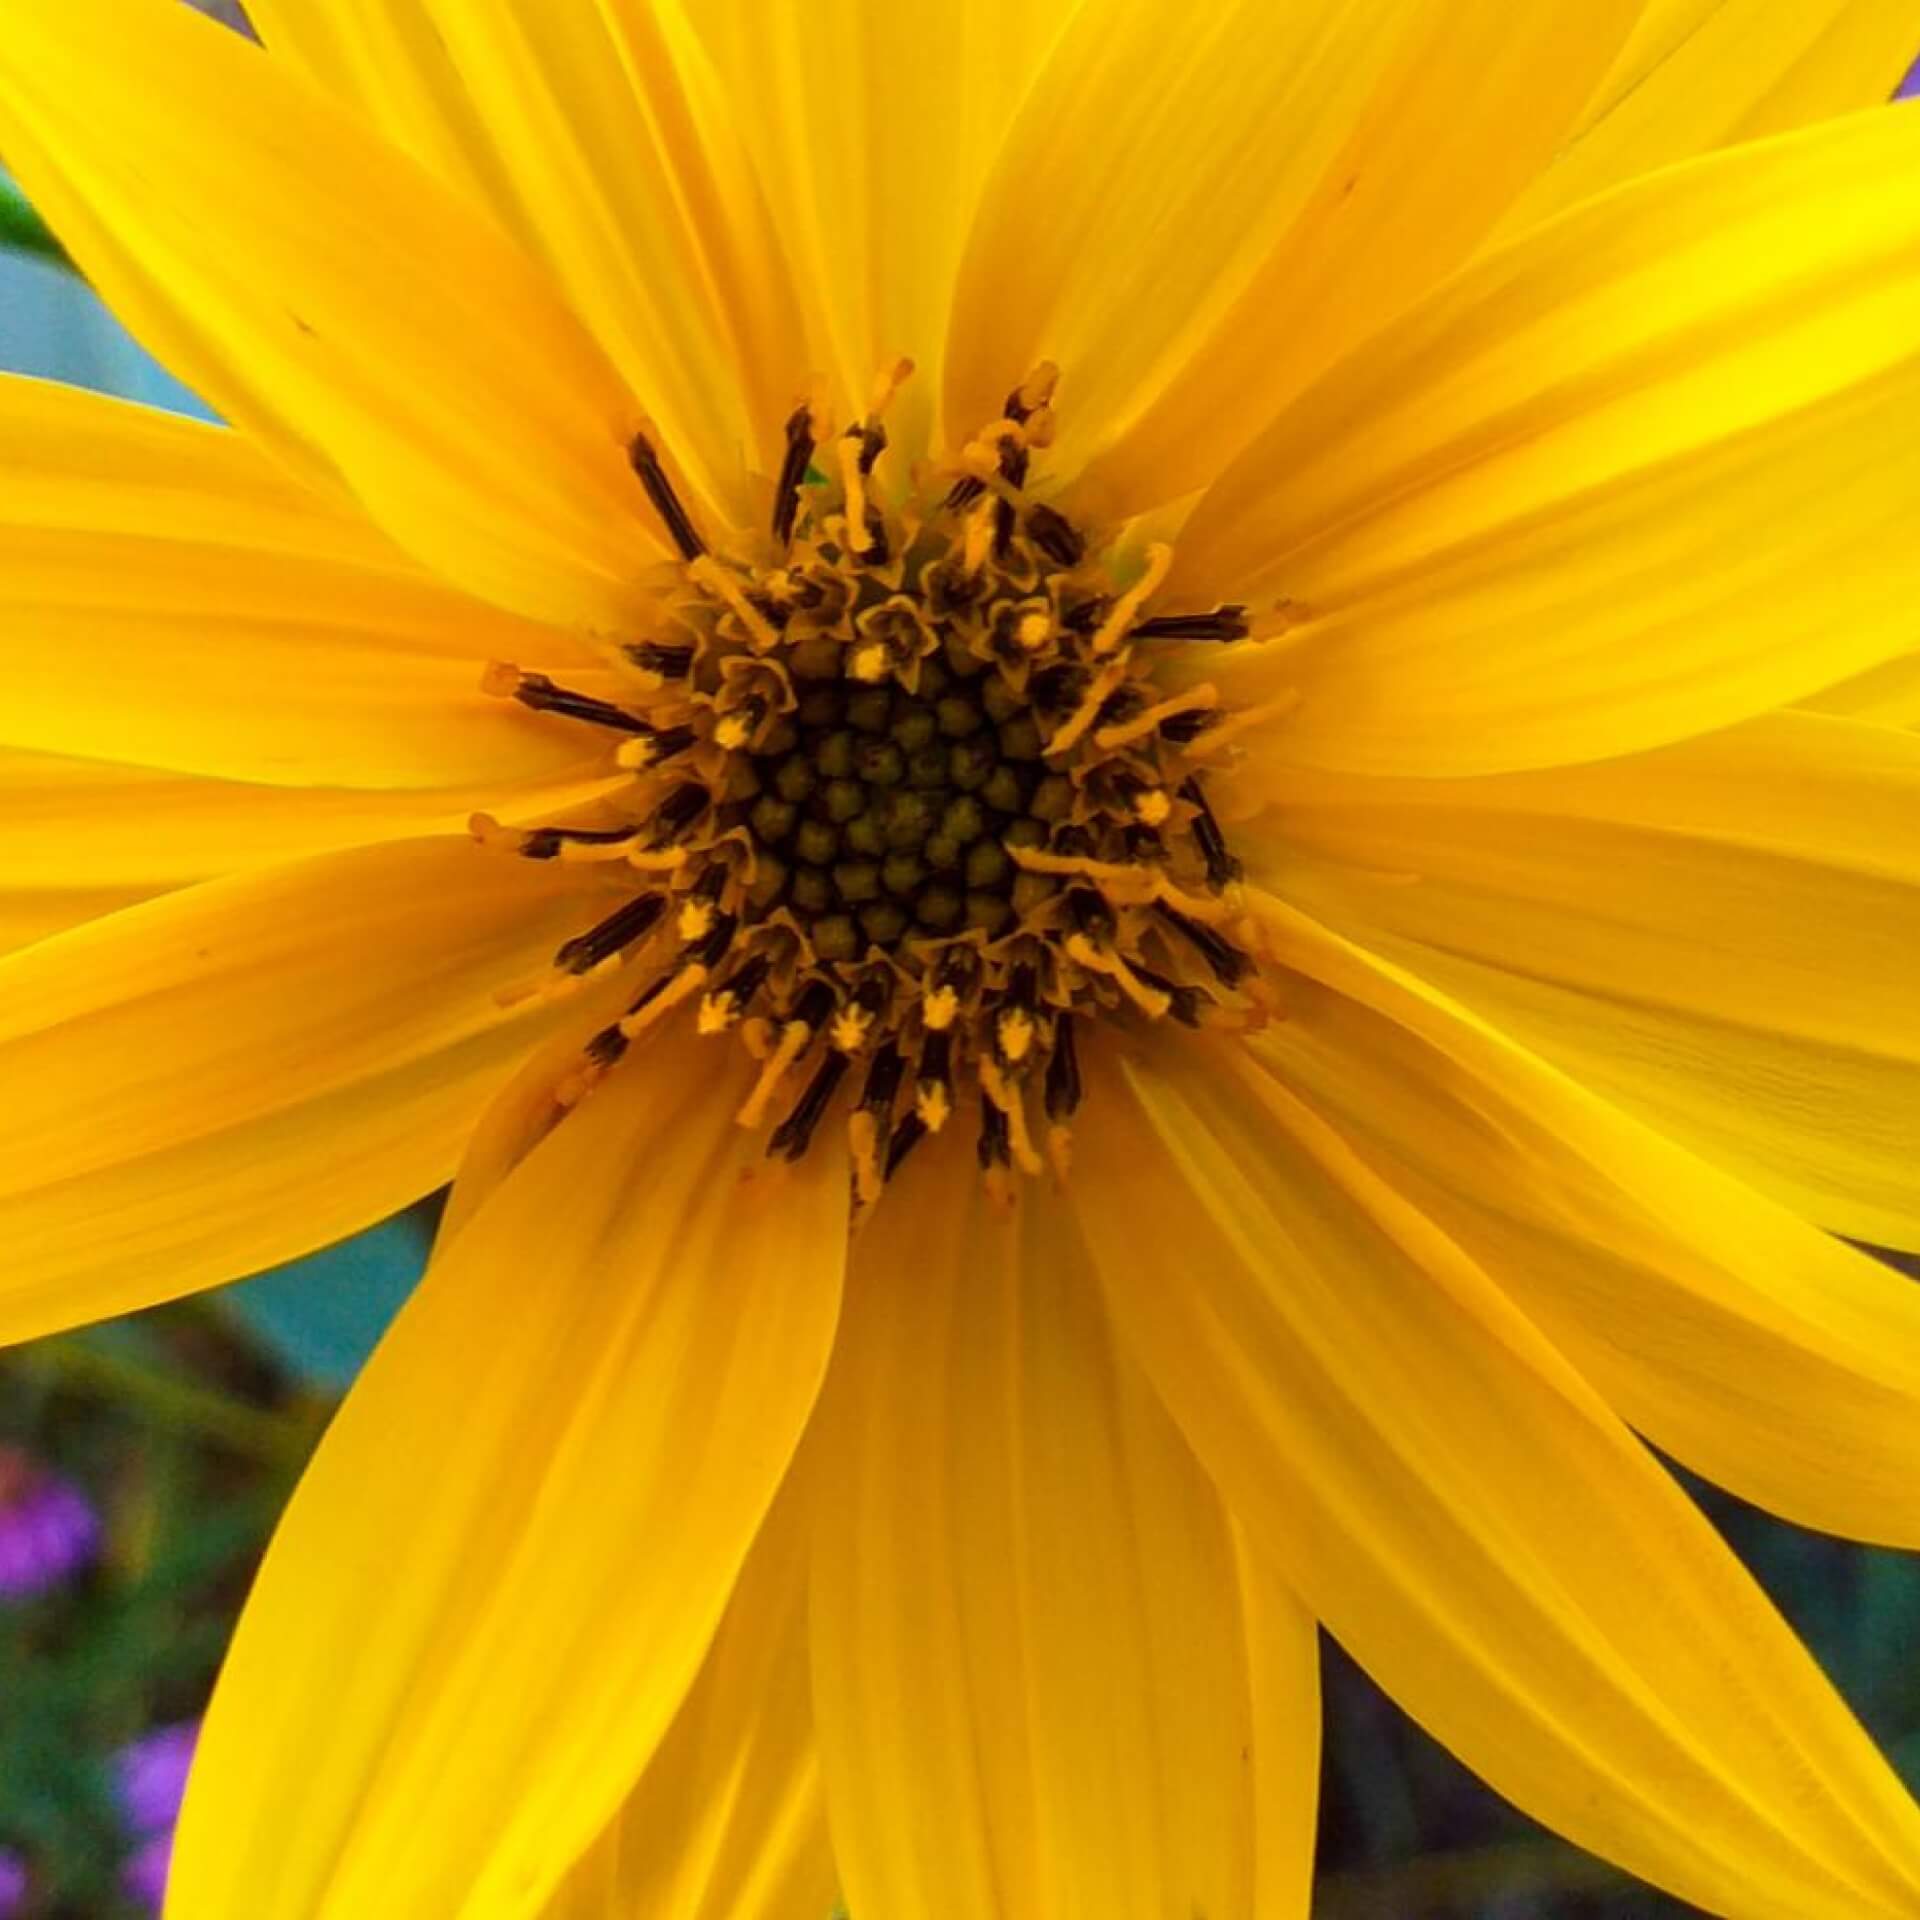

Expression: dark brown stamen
xmin=1026 ymin=504 xmax=1083 ymax=568
xmin=625 ymin=640 xmax=695 ymax=679
xmin=629 ymin=431 xmax=707 ymax=561
xmin=648 ymin=783 xmax=711 ymax=846
xmin=1127 ymin=961 xmax=1205 ymax=1027
xmin=768 ymin=1050 xmax=850 ymax=1160
xmin=511 ymin=672 xmax=654 ymax=735
xmin=884 ymin=1109 xmax=928 ymax=1180
xmin=976 ymin=1098 xmax=1011 ymax=1169
xmin=516 ymin=824 xmax=638 ymax=861
xmin=553 ymin=891 xmax=666 ymax=975
xmin=1153 ymin=900 xmax=1251 ymax=985
xmin=772 ymin=405 xmax=815 ymax=546
xmin=1178 ymin=776 xmax=1240 ymax=889
xmin=1157 ymin=707 xmax=1219 ymax=745
xmin=1044 ymin=1013 xmax=1082 ymax=1120
xmin=1130 ymin=606 xmax=1249 ymax=642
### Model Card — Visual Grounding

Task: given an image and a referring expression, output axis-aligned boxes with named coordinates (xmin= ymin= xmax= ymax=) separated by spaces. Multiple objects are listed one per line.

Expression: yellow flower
xmin=2 ymin=0 xmax=1920 ymax=1914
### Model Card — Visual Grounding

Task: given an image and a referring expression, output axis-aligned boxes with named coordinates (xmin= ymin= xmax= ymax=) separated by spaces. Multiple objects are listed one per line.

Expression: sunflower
xmin=3 ymin=1 xmax=1920 ymax=1915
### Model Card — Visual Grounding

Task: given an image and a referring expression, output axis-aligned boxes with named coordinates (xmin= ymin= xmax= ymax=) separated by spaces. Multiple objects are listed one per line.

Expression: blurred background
xmin=1 ymin=8 xmax=1918 ymax=1915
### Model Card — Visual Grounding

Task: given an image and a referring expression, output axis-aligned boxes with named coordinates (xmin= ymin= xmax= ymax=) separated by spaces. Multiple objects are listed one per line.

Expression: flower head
xmin=0 ymin=1447 xmax=98 ymax=1604
xmin=2 ymin=2 xmax=1920 ymax=1917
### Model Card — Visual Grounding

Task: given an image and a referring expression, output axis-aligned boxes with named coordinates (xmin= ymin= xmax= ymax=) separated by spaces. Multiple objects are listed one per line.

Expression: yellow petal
xmin=1238 ymin=894 xmax=1920 ymax=1548
xmin=1805 ymin=651 xmax=1920 ymax=727
xmin=170 ymin=1021 xmax=848 ymax=1919
xmin=949 ymin=0 xmax=1635 ymax=521
xmin=1234 ymin=708 xmax=1920 ymax=1248
xmin=688 ymin=0 xmax=1079 ymax=464
xmin=0 ymin=837 xmax=608 ymax=1340
xmin=1492 ymin=1 xmax=1920 ymax=244
xmin=345 ymin=2 xmax=807 ymax=530
xmin=1078 ymin=1031 xmax=1920 ymax=1919
xmin=0 ymin=744 xmax=618 ymax=957
xmin=544 ymin=1473 xmax=835 ymax=1920
xmin=1175 ymin=106 xmax=1920 ymax=773
xmin=243 ymin=0 xmax=527 ymax=213
xmin=0 ymin=0 xmax=665 ymax=628
xmin=0 ymin=376 xmax=608 ymax=787
xmin=810 ymin=1154 xmax=1318 ymax=1919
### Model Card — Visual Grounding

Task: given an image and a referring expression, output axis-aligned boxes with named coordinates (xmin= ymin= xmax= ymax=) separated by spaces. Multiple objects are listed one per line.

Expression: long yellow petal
xmin=1236 ymin=894 xmax=1920 ymax=1548
xmin=242 ymin=0 xmax=526 ymax=213
xmin=0 ymin=745 xmax=618 ymax=956
xmin=0 ymin=837 xmax=606 ymax=1340
xmin=1175 ymin=106 xmax=1920 ymax=773
xmin=810 ymin=1154 xmax=1318 ymax=1920
xmin=949 ymin=0 xmax=1635 ymax=521
xmin=1492 ymin=1 xmax=1920 ymax=243
xmin=0 ymin=0 xmax=665 ymax=629
xmin=0 ymin=377 xmax=607 ymax=787
xmin=544 ymin=1473 xmax=836 ymax=1920
xmin=169 ymin=1020 xmax=848 ymax=1919
xmin=1232 ymin=708 xmax=1920 ymax=1248
xmin=1805 ymin=651 xmax=1920 ymax=727
xmin=1078 ymin=1031 xmax=1920 ymax=1919
xmin=250 ymin=0 xmax=808 ymax=532
xmin=688 ymin=0 xmax=1079 ymax=463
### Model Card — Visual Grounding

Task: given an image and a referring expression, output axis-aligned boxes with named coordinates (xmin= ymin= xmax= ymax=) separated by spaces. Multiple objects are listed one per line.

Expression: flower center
xmin=476 ymin=364 xmax=1266 ymax=1206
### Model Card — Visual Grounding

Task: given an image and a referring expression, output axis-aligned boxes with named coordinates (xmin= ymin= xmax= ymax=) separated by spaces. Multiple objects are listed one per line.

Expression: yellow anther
xmin=1065 ymin=935 xmax=1172 ymax=1020
xmin=712 ymin=711 xmax=754 ymax=751
xmin=922 ymin=984 xmax=961 ymax=1031
xmin=1093 ymin=684 xmax=1218 ymax=752
xmin=1046 ymin=658 xmax=1131 ymax=758
xmin=1008 ymin=844 xmax=1155 ymax=902
xmin=619 ymin=966 xmax=708 ymax=1040
xmin=916 ymin=1079 xmax=953 ymax=1134
xmin=552 ymin=1060 xmax=604 ymax=1109
xmin=478 ymin=659 xmax=522 ymax=699
xmin=1013 ymin=361 xmax=1060 ymax=413
xmin=979 ymin=1060 xmax=1044 ymax=1178
xmin=688 ymin=555 xmax=781 ymax=652
xmin=736 ymin=1019 xmax=812 ymax=1129
xmin=697 ymin=988 xmax=742 ymax=1035
xmin=1131 ymin=787 xmax=1172 ymax=828
xmin=847 ymin=1109 xmax=885 ymax=1208
xmin=830 ymin=1003 xmax=875 ymax=1054
xmin=962 ymin=499 xmax=995 ymax=575
xmin=1015 ymin=610 xmax=1052 ymax=652
xmin=1187 ymin=692 xmax=1302 ymax=752
xmin=1046 ymin=1122 xmax=1073 ymax=1184
xmin=996 ymin=1005 xmax=1036 ymax=1065
xmin=677 ymin=898 xmax=716 ymax=943
xmin=1088 ymin=543 xmax=1174 ymax=656
xmin=868 ymin=355 xmax=915 ymax=416
xmin=838 ymin=431 xmax=874 ymax=557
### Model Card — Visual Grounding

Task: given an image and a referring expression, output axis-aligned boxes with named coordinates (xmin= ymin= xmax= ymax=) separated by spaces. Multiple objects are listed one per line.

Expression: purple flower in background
xmin=1901 ymin=52 xmax=1920 ymax=100
xmin=0 ymin=1850 xmax=27 ymax=1919
xmin=0 ymin=1447 xmax=99 ymax=1602
xmin=112 ymin=1720 xmax=199 ymax=1914
xmin=120 ymin=1833 xmax=173 ymax=1914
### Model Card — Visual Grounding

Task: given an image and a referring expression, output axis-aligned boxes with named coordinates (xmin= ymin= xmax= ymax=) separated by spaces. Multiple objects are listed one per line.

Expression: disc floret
xmin=477 ymin=367 xmax=1263 ymax=1205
